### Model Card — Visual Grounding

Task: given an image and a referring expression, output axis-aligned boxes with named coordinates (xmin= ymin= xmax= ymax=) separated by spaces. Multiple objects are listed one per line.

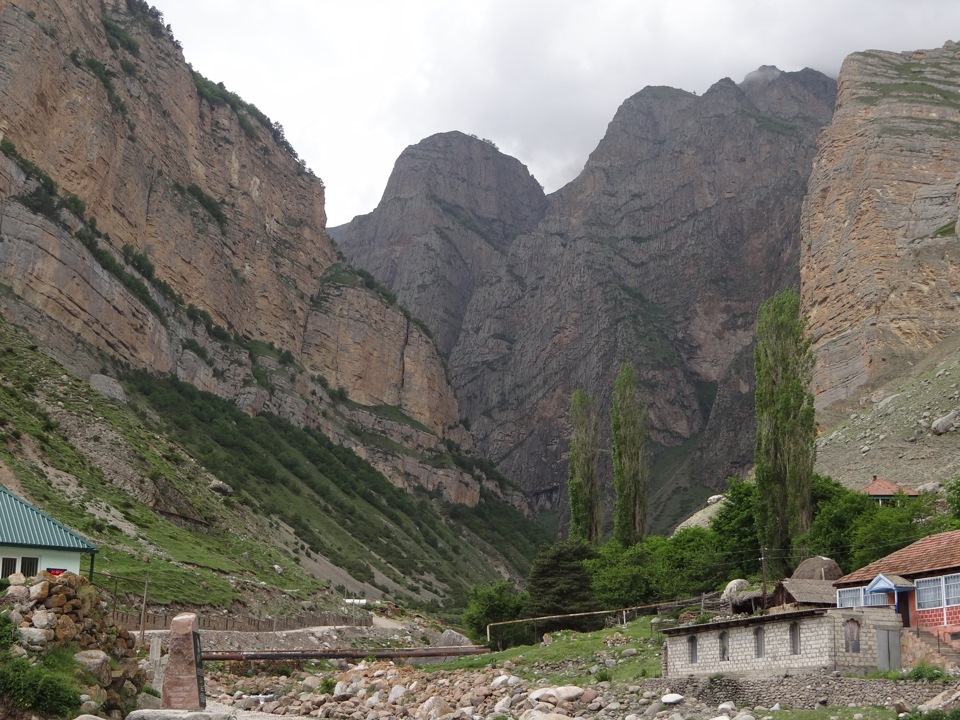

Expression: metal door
xmin=877 ymin=629 xmax=901 ymax=671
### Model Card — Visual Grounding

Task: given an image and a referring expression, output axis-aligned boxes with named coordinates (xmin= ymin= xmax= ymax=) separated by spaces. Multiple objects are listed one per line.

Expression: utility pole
xmin=760 ymin=547 xmax=768 ymax=615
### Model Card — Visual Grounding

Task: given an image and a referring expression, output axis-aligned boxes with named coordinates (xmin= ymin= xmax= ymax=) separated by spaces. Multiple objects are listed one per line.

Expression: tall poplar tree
xmin=568 ymin=389 xmax=602 ymax=544
xmin=753 ymin=288 xmax=815 ymax=577
xmin=611 ymin=363 xmax=649 ymax=546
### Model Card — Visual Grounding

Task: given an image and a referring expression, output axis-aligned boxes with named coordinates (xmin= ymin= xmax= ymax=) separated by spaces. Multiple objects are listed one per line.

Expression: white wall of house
xmin=664 ymin=607 xmax=901 ymax=678
xmin=0 ymin=545 xmax=83 ymax=577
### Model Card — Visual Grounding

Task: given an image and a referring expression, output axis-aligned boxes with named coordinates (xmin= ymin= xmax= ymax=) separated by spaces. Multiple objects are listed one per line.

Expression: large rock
xmin=74 ymin=649 xmax=112 ymax=687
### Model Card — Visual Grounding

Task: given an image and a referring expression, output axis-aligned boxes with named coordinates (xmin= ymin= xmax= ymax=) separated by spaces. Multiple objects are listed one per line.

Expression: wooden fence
xmin=110 ymin=608 xmax=372 ymax=633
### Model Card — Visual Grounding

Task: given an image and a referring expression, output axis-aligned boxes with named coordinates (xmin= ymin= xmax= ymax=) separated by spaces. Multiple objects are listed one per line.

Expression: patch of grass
xmin=184 ymin=183 xmax=227 ymax=232
xmin=101 ymin=14 xmax=139 ymax=55
xmin=434 ymin=617 xmax=663 ymax=684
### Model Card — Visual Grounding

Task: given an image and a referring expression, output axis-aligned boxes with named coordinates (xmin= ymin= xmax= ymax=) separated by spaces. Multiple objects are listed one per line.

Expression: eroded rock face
xmin=345 ymin=69 xmax=835 ymax=525
xmin=334 ymin=131 xmax=548 ymax=356
xmin=0 ymin=0 xmax=479 ymax=509
xmin=801 ymin=42 xmax=960 ymax=410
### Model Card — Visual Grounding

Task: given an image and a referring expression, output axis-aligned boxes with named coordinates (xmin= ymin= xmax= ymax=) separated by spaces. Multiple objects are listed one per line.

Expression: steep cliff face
xmin=0 ymin=0 xmax=484 ymax=511
xmin=801 ymin=42 xmax=960 ymax=409
xmin=346 ymin=69 xmax=836 ymax=528
xmin=333 ymin=132 xmax=548 ymax=356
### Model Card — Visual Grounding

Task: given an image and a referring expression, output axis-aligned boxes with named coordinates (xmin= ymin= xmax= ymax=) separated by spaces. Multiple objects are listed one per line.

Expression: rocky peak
xmin=334 ymin=131 xmax=546 ymax=355
xmin=339 ymin=69 xmax=836 ymax=527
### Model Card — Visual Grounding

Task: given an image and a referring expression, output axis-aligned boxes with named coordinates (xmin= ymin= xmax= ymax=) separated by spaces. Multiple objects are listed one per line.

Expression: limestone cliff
xmin=0 ymin=0 xmax=485 ymax=511
xmin=801 ymin=41 xmax=960 ymax=409
xmin=344 ymin=69 xmax=836 ymax=529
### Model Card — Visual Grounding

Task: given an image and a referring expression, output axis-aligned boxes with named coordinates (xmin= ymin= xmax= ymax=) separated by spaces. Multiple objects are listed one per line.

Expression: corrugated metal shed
xmin=0 ymin=485 xmax=96 ymax=552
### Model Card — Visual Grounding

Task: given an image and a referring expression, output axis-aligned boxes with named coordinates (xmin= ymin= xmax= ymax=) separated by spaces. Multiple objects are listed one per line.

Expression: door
xmin=899 ymin=596 xmax=910 ymax=628
xmin=877 ymin=629 xmax=902 ymax=671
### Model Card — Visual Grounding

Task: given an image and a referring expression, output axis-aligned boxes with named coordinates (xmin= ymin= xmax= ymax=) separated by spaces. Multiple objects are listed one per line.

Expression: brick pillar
xmin=161 ymin=612 xmax=206 ymax=710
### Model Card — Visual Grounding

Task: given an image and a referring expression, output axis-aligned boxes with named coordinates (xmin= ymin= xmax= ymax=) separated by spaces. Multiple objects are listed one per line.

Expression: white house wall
xmin=0 ymin=545 xmax=82 ymax=576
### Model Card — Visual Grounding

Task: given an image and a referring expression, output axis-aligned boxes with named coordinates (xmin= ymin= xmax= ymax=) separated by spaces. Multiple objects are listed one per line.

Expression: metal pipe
xmin=201 ymin=646 xmax=490 ymax=662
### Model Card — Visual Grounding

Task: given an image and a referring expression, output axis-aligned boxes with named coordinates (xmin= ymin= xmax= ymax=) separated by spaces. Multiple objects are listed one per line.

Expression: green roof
xmin=0 ymin=485 xmax=96 ymax=553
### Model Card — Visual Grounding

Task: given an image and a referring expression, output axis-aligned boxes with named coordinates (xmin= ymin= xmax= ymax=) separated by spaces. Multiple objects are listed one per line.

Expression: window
xmin=790 ymin=622 xmax=801 ymax=655
xmin=838 ymin=587 xmax=863 ymax=608
xmin=866 ymin=591 xmax=890 ymax=606
xmin=719 ymin=631 xmax=729 ymax=661
xmin=19 ymin=557 xmax=38 ymax=576
xmin=688 ymin=635 xmax=698 ymax=663
xmin=945 ymin=574 xmax=960 ymax=607
xmin=1 ymin=557 xmax=15 ymax=578
xmin=844 ymin=619 xmax=861 ymax=653
xmin=916 ymin=577 xmax=944 ymax=610
xmin=754 ymin=627 xmax=765 ymax=658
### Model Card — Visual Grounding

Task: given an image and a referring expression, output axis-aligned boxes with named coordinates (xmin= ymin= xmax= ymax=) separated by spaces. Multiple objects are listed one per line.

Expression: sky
xmin=153 ymin=1 xmax=960 ymax=227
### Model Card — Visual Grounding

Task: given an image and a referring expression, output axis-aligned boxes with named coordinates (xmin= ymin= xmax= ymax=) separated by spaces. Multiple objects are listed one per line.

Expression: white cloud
xmin=154 ymin=0 xmax=960 ymax=226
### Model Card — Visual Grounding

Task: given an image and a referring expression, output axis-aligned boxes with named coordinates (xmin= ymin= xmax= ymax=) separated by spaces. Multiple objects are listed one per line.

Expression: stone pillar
xmin=149 ymin=635 xmax=164 ymax=689
xmin=161 ymin=612 xmax=206 ymax=710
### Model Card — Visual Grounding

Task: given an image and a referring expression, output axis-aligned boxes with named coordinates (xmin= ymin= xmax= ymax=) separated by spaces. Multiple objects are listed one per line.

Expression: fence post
xmin=138 ymin=579 xmax=149 ymax=647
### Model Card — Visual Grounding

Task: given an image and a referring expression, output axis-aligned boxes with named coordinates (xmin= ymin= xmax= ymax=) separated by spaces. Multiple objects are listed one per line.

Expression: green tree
xmin=946 ymin=476 xmax=960 ymax=519
xmin=709 ymin=477 xmax=761 ymax=577
xmin=795 ymin=475 xmax=873 ymax=571
xmin=568 ymin=389 xmax=601 ymax=544
xmin=588 ymin=539 xmax=656 ymax=609
xmin=611 ymin=363 xmax=649 ymax=545
xmin=526 ymin=540 xmax=602 ymax=632
xmin=461 ymin=580 xmax=531 ymax=649
xmin=753 ymin=289 xmax=815 ymax=577
xmin=849 ymin=493 xmax=955 ymax=569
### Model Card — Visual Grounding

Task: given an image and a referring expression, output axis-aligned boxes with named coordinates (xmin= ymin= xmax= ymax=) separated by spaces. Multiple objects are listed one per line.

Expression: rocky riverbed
xmin=204 ymin=660 xmax=960 ymax=720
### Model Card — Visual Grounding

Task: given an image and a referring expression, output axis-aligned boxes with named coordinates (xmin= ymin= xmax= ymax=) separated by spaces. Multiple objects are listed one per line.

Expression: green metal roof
xmin=0 ymin=485 xmax=96 ymax=553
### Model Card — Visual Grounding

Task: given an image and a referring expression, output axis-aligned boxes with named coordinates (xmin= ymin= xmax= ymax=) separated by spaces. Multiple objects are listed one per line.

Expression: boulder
xmin=416 ymin=695 xmax=453 ymax=720
xmin=388 ymin=685 xmax=407 ymax=703
xmin=75 ymin=649 xmax=112 ymax=687
xmin=662 ymin=693 xmax=684 ymax=705
xmin=209 ymin=479 xmax=234 ymax=496
xmin=932 ymin=410 xmax=959 ymax=435
xmin=18 ymin=626 xmax=53 ymax=645
xmin=434 ymin=628 xmax=471 ymax=646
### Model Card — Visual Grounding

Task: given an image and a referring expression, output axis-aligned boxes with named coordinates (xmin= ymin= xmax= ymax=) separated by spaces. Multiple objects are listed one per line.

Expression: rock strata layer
xmin=801 ymin=41 xmax=960 ymax=409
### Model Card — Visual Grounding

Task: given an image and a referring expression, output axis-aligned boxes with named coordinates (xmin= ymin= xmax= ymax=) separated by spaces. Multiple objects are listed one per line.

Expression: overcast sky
xmin=154 ymin=1 xmax=960 ymax=227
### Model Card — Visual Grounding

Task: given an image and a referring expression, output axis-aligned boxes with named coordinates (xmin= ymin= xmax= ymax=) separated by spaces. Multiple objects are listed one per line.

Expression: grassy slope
xmin=0 ymin=320 xmax=547 ymax=614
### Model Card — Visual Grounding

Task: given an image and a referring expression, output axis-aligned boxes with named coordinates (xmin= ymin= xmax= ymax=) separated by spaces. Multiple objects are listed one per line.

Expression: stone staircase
xmin=914 ymin=625 xmax=960 ymax=668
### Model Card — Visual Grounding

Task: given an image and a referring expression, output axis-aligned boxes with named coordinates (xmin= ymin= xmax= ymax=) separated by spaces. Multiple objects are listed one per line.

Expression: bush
xmin=461 ymin=580 xmax=530 ymax=649
xmin=906 ymin=660 xmax=949 ymax=682
xmin=0 ymin=658 xmax=81 ymax=718
xmin=185 ymin=183 xmax=227 ymax=231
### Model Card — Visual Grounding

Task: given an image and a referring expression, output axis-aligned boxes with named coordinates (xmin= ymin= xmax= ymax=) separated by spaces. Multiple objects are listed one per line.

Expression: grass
xmin=432 ymin=616 xmax=663 ymax=685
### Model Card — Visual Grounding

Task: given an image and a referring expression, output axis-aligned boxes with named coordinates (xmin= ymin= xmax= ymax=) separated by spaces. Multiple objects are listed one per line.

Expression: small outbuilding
xmin=860 ymin=476 xmax=919 ymax=504
xmin=0 ymin=485 xmax=96 ymax=579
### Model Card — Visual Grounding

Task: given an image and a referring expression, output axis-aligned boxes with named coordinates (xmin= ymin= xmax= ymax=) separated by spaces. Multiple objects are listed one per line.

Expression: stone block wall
xmin=664 ymin=607 xmax=901 ymax=678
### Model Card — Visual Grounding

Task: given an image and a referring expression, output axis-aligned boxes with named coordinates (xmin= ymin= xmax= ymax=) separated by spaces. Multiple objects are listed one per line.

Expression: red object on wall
xmin=46 ymin=568 xmax=66 ymax=576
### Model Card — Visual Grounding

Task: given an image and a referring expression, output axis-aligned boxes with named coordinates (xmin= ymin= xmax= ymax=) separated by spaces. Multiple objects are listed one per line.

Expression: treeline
xmin=463 ymin=473 xmax=960 ymax=648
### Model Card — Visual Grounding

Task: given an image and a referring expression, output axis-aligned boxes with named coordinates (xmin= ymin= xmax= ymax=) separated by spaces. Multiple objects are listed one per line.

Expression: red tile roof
xmin=836 ymin=529 xmax=960 ymax=586
xmin=860 ymin=477 xmax=919 ymax=497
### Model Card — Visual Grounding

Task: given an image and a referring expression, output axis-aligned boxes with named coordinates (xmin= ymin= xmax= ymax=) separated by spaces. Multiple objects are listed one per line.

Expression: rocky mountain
xmin=0 ymin=0 xmax=543 ymax=599
xmin=339 ymin=68 xmax=836 ymax=529
xmin=801 ymin=42 xmax=960 ymax=410
xmin=332 ymin=132 xmax=548 ymax=356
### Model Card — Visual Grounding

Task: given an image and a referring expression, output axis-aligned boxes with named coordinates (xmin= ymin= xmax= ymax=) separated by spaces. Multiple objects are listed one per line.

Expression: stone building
xmin=661 ymin=607 xmax=903 ymax=678
xmin=0 ymin=485 xmax=96 ymax=578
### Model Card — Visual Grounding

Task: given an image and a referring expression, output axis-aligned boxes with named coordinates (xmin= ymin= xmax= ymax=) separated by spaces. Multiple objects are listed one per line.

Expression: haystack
xmin=791 ymin=556 xmax=842 ymax=581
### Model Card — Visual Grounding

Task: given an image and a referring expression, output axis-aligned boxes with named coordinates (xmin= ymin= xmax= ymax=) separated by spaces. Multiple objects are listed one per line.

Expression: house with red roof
xmin=834 ymin=529 xmax=960 ymax=636
xmin=859 ymin=476 xmax=920 ymax=504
